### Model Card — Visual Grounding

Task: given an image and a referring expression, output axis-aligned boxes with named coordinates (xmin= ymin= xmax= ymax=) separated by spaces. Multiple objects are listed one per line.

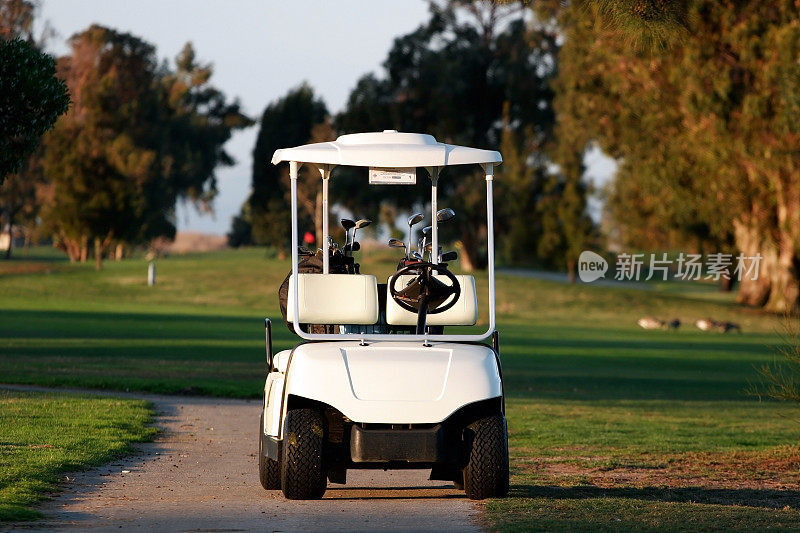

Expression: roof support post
xmin=290 ymin=161 xmax=301 ymax=330
xmin=482 ymin=163 xmax=496 ymax=334
xmin=319 ymin=166 xmax=332 ymax=274
xmin=430 ymin=167 xmax=440 ymax=264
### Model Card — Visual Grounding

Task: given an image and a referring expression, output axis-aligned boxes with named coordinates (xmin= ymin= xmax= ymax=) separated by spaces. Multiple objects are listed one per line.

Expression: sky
xmin=35 ymin=0 xmax=615 ymax=235
xmin=36 ymin=0 xmax=432 ymax=235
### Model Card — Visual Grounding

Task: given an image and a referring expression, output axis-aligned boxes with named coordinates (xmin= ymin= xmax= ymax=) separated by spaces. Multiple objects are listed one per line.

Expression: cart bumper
xmin=350 ymin=425 xmax=444 ymax=463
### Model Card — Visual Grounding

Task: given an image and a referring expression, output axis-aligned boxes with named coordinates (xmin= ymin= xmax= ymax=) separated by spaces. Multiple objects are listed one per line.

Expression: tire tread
xmin=463 ymin=414 xmax=509 ymax=500
xmin=280 ymin=408 xmax=326 ymax=499
xmin=259 ymin=413 xmax=280 ymax=490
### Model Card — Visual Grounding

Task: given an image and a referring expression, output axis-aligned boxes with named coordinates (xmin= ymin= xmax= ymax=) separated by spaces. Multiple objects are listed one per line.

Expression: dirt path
xmin=7 ymin=390 xmax=483 ymax=532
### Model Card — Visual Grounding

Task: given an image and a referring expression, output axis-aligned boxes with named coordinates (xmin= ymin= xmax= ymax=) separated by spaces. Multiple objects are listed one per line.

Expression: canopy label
xmin=368 ymin=167 xmax=416 ymax=185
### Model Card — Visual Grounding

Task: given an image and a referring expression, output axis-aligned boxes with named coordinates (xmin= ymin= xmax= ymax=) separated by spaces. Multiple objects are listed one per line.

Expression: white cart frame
xmin=271 ymin=130 xmax=502 ymax=344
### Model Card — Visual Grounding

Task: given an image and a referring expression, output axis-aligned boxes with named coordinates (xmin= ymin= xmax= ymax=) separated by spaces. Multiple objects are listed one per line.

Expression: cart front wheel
xmin=463 ymin=414 xmax=509 ymax=500
xmin=280 ymin=408 xmax=327 ymax=499
xmin=258 ymin=413 xmax=280 ymax=490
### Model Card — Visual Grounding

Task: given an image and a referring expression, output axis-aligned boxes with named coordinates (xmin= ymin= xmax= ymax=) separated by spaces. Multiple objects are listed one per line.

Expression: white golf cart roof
xmin=272 ymin=130 xmax=502 ymax=168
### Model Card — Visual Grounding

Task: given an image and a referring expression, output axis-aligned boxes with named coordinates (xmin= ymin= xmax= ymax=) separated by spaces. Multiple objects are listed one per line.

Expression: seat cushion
xmin=287 ymin=273 xmax=379 ymax=325
xmin=386 ymin=274 xmax=478 ymax=326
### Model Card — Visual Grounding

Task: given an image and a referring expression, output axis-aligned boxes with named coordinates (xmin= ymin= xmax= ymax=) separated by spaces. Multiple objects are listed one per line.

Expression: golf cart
xmin=259 ymin=130 xmax=508 ymax=500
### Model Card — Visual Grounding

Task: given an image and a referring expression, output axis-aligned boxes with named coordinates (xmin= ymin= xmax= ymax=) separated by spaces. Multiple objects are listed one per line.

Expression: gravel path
xmin=5 ymin=389 xmax=484 ymax=532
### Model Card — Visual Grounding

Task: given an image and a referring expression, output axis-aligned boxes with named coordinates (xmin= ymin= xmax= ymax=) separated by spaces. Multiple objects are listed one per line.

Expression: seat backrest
xmin=386 ymin=274 xmax=478 ymax=326
xmin=287 ymin=274 xmax=379 ymax=325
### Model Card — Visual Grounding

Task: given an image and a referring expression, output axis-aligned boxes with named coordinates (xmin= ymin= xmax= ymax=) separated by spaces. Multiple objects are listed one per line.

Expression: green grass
xmin=0 ymin=390 xmax=155 ymax=521
xmin=2 ymin=246 xmax=800 ymax=530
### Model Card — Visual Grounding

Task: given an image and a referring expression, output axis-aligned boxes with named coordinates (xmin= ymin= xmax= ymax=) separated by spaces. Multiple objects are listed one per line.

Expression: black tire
xmin=258 ymin=413 xmax=280 ymax=490
xmin=462 ymin=414 xmax=510 ymax=500
xmin=280 ymin=408 xmax=327 ymax=499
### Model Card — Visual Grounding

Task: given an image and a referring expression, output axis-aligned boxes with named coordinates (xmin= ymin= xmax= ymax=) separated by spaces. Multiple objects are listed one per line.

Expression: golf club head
xmin=440 ymin=250 xmax=458 ymax=262
xmin=436 ymin=208 xmax=455 ymax=223
xmin=411 ymin=251 xmax=423 ymax=261
xmin=407 ymin=213 xmax=424 ymax=228
xmin=388 ymin=239 xmax=405 ymax=248
xmin=343 ymin=241 xmax=360 ymax=253
xmin=407 ymin=213 xmax=424 ymax=260
xmin=422 ymin=225 xmax=432 ymax=236
xmin=340 ymin=219 xmax=355 ymax=250
xmin=349 ymin=219 xmax=371 ymax=258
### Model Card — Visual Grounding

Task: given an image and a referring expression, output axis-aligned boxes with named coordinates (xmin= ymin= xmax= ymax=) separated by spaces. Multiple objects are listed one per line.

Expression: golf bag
xmin=278 ymin=249 xmax=350 ymax=334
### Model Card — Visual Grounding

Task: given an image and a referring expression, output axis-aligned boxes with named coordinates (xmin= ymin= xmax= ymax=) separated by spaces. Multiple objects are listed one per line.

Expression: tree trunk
xmin=61 ymin=236 xmax=80 ymax=262
xmin=3 ymin=206 xmax=12 ymax=260
xmin=720 ymin=276 xmax=735 ymax=292
xmin=567 ymin=259 xmax=576 ymax=283
xmin=115 ymin=243 xmax=124 ymax=260
xmin=22 ymin=228 xmax=30 ymax=257
xmin=80 ymin=235 xmax=88 ymax=263
xmin=734 ymin=219 xmax=772 ymax=307
xmin=95 ymin=237 xmax=103 ymax=270
xmin=764 ymin=172 xmax=800 ymax=313
xmin=4 ymin=228 xmax=11 ymax=261
xmin=459 ymin=229 xmax=478 ymax=272
xmin=765 ymin=234 xmax=800 ymax=313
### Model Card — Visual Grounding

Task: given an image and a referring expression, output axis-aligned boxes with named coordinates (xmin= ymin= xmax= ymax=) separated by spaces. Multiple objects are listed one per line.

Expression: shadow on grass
xmin=0 ymin=308 xmax=295 ymax=343
xmin=501 ymin=330 xmax=768 ymax=356
xmin=511 ymin=483 xmax=799 ymax=509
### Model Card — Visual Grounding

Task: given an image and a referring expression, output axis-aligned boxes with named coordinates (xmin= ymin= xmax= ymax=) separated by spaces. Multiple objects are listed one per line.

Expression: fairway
xmin=2 ymin=247 xmax=799 ymax=529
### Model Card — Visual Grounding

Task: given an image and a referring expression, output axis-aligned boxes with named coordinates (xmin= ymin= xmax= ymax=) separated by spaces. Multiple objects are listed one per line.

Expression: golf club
xmin=424 ymin=243 xmax=441 ymax=262
xmin=420 ymin=226 xmax=432 ymax=254
xmin=351 ymin=219 xmax=372 ymax=256
xmin=436 ymin=207 xmax=455 ymax=223
xmin=343 ymin=241 xmax=360 ymax=254
xmin=406 ymin=212 xmax=424 ymax=260
xmin=440 ymin=250 xmax=458 ymax=263
xmin=388 ymin=238 xmax=405 ymax=249
xmin=340 ymin=218 xmax=355 ymax=252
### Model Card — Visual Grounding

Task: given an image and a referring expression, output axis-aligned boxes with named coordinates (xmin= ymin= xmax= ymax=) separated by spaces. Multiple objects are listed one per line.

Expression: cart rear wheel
xmin=280 ymin=408 xmax=327 ymax=500
xmin=258 ymin=413 xmax=280 ymax=489
xmin=463 ymin=414 xmax=509 ymax=500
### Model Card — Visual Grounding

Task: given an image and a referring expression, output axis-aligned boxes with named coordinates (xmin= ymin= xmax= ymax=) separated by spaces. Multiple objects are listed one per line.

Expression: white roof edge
xmin=271 ymin=130 xmax=502 ymax=168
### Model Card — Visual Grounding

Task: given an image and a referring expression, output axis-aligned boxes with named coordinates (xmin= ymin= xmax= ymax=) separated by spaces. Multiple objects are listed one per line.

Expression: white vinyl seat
xmin=287 ymin=274 xmax=379 ymax=325
xmin=386 ymin=274 xmax=478 ymax=326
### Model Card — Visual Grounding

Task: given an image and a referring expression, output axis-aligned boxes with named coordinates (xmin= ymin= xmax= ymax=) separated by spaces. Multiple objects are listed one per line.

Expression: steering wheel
xmin=389 ymin=262 xmax=461 ymax=334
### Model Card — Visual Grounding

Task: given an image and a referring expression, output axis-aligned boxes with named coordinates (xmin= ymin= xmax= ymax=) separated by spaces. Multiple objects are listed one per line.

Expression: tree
xmin=1 ymin=1 xmax=65 ymax=258
xmin=336 ymin=0 xmax=571 ymax=270
xmin=0 ymin=148 xmax=44 ymax=258
xmin=243 ymin=84 xmax=328 ymax=258
xmin=41 ymin=26 xmax=250 ymax=269
xmin=554 ymin=1 xmax=800 ymax=310
xmin=0 ymin=37 xmax=69 ymax=184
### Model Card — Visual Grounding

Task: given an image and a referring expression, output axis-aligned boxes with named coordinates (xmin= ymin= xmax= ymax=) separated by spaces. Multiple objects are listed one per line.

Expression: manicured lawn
xmin=0 ymin=390 xmax=155 ymax=521
xmin=1 ymin=246 xmax=799 ymax=529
